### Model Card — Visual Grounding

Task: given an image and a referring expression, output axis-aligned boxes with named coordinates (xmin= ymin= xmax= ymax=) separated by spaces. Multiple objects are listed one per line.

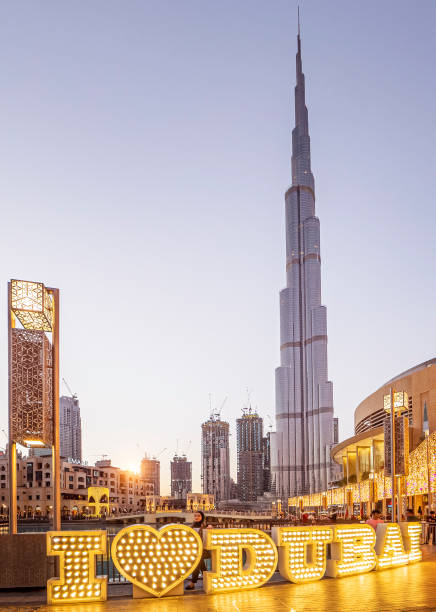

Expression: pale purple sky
xmin=1 ymin=1 xmax=435 ymax=494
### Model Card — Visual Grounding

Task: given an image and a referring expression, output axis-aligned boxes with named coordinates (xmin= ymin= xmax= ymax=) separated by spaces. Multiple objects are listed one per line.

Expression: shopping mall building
xmin=289 ymin=358 xmax=436 ymax=515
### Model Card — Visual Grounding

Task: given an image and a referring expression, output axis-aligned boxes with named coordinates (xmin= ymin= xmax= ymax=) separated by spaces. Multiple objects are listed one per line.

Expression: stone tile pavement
xmin=1 ymin=546 xmax=436 ymax=612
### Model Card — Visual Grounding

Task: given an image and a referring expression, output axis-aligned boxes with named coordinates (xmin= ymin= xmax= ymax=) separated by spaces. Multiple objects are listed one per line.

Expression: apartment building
xmin=0 ymin=452 xmax=153 ymax=518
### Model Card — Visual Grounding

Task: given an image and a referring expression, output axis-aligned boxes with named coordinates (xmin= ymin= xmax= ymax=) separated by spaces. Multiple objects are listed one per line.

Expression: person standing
xmin=406 ymin=508 xmax=420 ymax=521
xmin=185 ymin=510 xmax=211 ymax=590
xmin=366 ymin=509 xmax=384 ymax=530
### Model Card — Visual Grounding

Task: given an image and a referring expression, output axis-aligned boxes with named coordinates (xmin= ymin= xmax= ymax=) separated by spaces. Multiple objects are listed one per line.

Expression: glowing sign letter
xmin=46 ymin=531 xmax=107 ymax=604
xmin=111 ymin=524 xmax=202 ymax=598
xmin=325 ymin=524 xmax=376 ymax=578
xmin=272 ymin=526 xmax=333 ymax=583
xmin=375 ymin=523 xmax=408 ymax=569
xmin=399 ymin=522 xmax=422 ymax=564
xmin=203 ymin=528 xmax=277 ymax=594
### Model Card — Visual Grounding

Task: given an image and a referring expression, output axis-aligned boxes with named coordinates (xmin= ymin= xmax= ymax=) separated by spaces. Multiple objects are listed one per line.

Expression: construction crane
xmin=266 ymin=415 xmax=274 ymax=431
xmin=1 ymin=429 xmax=7 ymax=441
xmin=214 ymin=396 xmax=227 ymax=420
xmin=89 ymin=454 xmax=109 ymax=462
xmin=152 ymin=447 xmax=166 ymax=460
xmin=184 ymin=440 xmax=192 ymax=456
xmin=62 ymin=378 xmax=77 ymax=399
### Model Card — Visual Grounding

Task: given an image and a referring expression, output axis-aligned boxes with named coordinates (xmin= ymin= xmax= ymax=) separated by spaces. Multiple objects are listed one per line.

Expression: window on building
xmin=423 ymin=401 xmax=429 ymax=437
xmin=37 ymin=463 xmax=42 ymax=469
xmin=46 ymin=481 xmax=50 ymax=487
xmin=69 ymin=484 xmax=73 ymax=490
xmin=36 ymin=495 xmax=40 ymax=500
xmin=69 ymin=476 xmax=73 ymax=481
xmin=47 ymin=495 xmax=51 ymax=500
xmin=29 ymin=495 xmax=32 ymax=500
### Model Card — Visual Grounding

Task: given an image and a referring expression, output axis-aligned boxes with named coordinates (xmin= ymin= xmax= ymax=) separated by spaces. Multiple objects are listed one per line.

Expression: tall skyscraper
xmin=60 ymin=395 xmax=82 ymax=462
xmin=201 ymin=415 xmax=230 ymax=503
xmin=262 ymin=431 xmax=272 ymax=494
xmin=140 ymin=456 xmax=160 ymax=496
xmin=272 ymin=30 xmax=336 ymax=498
xmin=236 ymin=408 xmax=264 ymax=502
xmin=170 ymin=454 xmax=192 ymax=499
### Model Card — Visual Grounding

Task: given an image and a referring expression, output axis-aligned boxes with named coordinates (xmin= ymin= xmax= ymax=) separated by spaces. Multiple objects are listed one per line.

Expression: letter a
xmin=375 ymin=523 xmax=408 ymax=569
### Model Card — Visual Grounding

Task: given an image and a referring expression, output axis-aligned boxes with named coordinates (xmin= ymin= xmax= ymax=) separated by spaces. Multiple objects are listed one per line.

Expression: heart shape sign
xmin=111 ymin=524 xmax=203 ymax=598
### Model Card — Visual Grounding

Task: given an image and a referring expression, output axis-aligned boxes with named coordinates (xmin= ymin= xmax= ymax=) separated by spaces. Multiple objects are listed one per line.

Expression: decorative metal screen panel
xmin=10 ymin=328 xmax=53 ymax=446
xmin=384 ymin=415 xmax=409 ymax=477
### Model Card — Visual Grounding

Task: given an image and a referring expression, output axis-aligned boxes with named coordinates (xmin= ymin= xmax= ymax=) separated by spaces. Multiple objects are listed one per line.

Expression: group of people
xmin=366 ymin=508 xmax=436 ymax=528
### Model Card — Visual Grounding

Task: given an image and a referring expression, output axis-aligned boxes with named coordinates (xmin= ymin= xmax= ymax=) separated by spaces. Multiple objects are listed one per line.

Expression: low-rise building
xmin=0 ymin=453 xmax=153 ymax=518
xmin=186 ymin=493 xmax=214 ymax=511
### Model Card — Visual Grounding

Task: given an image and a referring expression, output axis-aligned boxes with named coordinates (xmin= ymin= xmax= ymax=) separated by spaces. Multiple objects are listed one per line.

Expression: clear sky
xmin=1 ymin=1 xmax=435 ymax=494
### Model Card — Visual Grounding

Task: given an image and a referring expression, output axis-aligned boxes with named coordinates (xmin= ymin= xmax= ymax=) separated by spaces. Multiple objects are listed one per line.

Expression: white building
xmin=272 ymin=32 xmax=336 ymax=498
xmin=60 ymin=395 xmax=82 ymax=462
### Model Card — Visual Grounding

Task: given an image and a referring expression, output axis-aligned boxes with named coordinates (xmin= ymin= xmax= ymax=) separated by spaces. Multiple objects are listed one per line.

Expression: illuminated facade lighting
xmin=46 ymin=531 xmax=107 ymax=604
xmin=203 ymin=528 xmax=277 ymax=594
xmin=326 ymin=525 xmax=377 ymax=578
xmin=11 ymin=279 xmax=53 ymax=331
xmin=273 ymin=526 xmax=332 ymax=583
xmin=111 ymin=524 xmax=202 ymax=598
xmin=288 ymin=430 xmax=436 ymax=509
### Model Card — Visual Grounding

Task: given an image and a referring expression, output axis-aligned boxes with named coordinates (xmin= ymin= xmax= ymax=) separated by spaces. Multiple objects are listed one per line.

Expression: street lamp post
xmin=390 ymin=388 xmax=397 ymax=523
xmin=383 ymin=388 xmax=409 ymax=524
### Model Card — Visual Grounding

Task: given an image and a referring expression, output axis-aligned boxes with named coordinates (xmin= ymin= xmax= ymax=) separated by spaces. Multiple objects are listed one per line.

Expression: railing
xmin=96 ymin=533 xmax=127 ymax=583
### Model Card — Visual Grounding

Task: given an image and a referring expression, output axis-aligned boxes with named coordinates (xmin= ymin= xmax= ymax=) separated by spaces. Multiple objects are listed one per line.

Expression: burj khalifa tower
xmin=272 ymin=30 xmax=336 ymax=498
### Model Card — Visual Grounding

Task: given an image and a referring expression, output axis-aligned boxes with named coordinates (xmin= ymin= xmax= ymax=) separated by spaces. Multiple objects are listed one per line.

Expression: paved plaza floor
xmin=1 ymin=546 xmax=436 ymax=612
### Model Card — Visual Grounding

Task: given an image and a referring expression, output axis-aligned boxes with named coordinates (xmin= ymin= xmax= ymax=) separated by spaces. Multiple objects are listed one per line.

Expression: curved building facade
xmin=288 ymin=359 xmax=436 ymax=514
xmin=331 ymin=357 xmax=436 ymax=482
xmin=353 ymin=358 xmax=436 ymax=448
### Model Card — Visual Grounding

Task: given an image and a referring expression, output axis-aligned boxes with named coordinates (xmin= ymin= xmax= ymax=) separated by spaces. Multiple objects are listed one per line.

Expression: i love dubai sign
xmin=45 ymin=522 xmax=422 ymax=603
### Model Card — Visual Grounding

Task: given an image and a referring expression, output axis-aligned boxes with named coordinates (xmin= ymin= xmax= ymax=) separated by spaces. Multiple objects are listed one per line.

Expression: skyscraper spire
xmin=292 ymin=24 xmax=313 ymax=190
xmin=271 ymin=27 xmax=336 ymax=498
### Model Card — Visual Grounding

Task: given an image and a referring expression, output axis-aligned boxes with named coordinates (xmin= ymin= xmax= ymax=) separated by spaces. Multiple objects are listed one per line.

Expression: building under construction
xmin=170 ymin=454 xmax=192 ymax=499
xmin=140 ymin=455 xmax=160 ymax=496
xmin=201 ymin=414 xmax=230 ymax=503
xmin=236 ymin=408 xmax=264 ymax=502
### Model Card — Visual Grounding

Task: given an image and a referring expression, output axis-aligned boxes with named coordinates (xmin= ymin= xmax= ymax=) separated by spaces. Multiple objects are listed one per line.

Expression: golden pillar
xmin=8 ymin=280 xmax=60 ymax=533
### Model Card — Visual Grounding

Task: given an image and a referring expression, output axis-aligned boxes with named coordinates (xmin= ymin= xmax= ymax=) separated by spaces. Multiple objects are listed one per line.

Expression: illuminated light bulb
xmin=273 ymin=526 xmax=333 ymax=584
xmin=324 ymin=525 xmax=376 ymax=578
